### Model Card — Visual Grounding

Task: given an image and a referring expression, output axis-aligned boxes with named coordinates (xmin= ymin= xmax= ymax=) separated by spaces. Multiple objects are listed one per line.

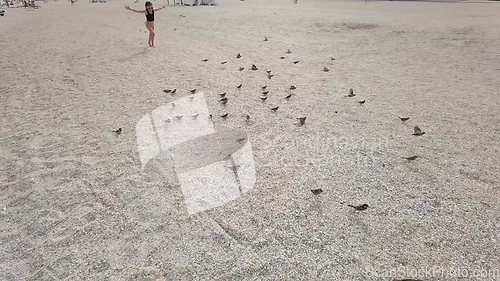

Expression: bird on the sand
xmin=190 ymin=88 xmax=196 ymax=94
xmin=251 ymin=64 xmax=258 ymax=70
xmin=297 ymin=117 xmax=306 ymax=125
xmin=163 ymin=89 xmax=176 ymax=94
xmin=112 ymin=128 xmax=122 ymax=134
xmin=219 ymin=92 xmax=227 ymax=97
xmin=280 ymin=56 xmax=286 ymax=59
xmin=221 ymin=113 xmax=229 ymax=118
xmin=268 ymin=74 xmax=274 ymax=79
xmin=331 ymin=57 xmax=335 ymax=61
xmin=260 ymin=96 xmax=268 ymax=102
xmin=220 ymin=98 xmax=228 ymax=105
xmin=290 ymin=85 xmax=296 ymax=90
xmin=323 ymin=67 xmax=330 ymax=72
xmin=358 ymin=100 xmax=366 ymax=105
xmin=399 ymin=117 xmax=410 ymax=122
xmin=346 ymin=88 xmax=355 ymax=97
xmin=285 ymin=93 xmax=292 ymax=99
xmin=239 ymin=67 xmax=245 ymax=71
xmin=202 ymin=59 xmax=209 ymax=62
xmin=262 ymin=91 xmax=269 ymax=95
xmin=261 ymin=85 xmax=267 ymax=90
xmin=402 ymin=156 xmax=418 ymax=161
xmin=236 ymin=53 xmax=241 ymax=58
xmin=264 ymin=36 xmax=269 ymax=41
xmin=286 ymin=49 xmax=291 ymax=54
xmin=245 ymin=114 xmax=251 ymax=121
xmin=311 ymin=188 xmax=323 ymax=195
xmin=221 ymin=61 xmax=227 ymax=64
xmin=236 ymin=137 xmax=246 ymax=144
xmin=413 ymin=126 xmax=425 ymax=136
xmin=293 ymin=61 xmax=300 ymax=64
xmin=270 ymin=106 xmax=279 ymax=111
xmin=348 ymin=204 xmax=369 ymax=211
xmin=237 ymin=83 xmax=242 ymax=89
xmin=266 ymin=70 xmax=272 ymax=74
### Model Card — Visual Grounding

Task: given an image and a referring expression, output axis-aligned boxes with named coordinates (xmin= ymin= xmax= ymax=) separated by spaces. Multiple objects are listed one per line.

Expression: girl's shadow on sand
xmin=118 ymin=47 xmax=150 ymax=63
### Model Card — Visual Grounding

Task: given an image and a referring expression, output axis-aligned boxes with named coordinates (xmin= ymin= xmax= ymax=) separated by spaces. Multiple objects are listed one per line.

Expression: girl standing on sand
xmin=125 ymin=2 xmax=166 ymax=47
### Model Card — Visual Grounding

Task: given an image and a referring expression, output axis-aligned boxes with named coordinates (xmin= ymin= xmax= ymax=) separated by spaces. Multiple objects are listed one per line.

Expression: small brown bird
xmin=403 ymin=156 xmax=418 ymax=161
xmin=323 ymin=67 xmax=329 ymax=72
xmin=346 ymin=88 xmax=355 ymax=97
xmin=413 ymin=126 xmax=425 ymax=136
xmin=270 ymin=106 xmax=279 ymax=111
xmin=399 ymin=117 xmax=410 ymax=122
xmin=261 ymin=85 xmax=267 ymax=90
xmin=221 ymin=61 xmax=227 ymax=64
xmin=112 ymin=128 xmax=122 ymax=134
xmin=285 ymin=93 xmax=292 ymax=99
xmin=262 ymin=91 xmax=269 ymax=95
xmin=237 ymin=83 xmax=242 ymax=89
xmin=293 ymin=61 xmax=299 ymax=64
xmin=219 ymin=92 xmax=227 ymax=97
xmin=286 ymin=49 xmax=291 ymax=54
xmin=358 ymin=100 xmax=365 ymax=104
xmin=239 ymin=67 xmax=245 ymax=71
xmin=297 ymin=117 xmax=306 ymax=125
xmin=190 ymin=88 xmax=196 ymax=94
xmin=221 ymin=113 xmax=229 ymax=118
xmin=251 ymin=64 xmax=258 ymax=70
xmin=290 ymin=85 xmax=296 ymax=90
xmin=260 ymin=96 xmax=268 ymax=102
xmin=311 ymin=188 xmax=323 ymax=195
xmin=236 ymin=53 xmax=241 ymax=58
xmin=348 ymin=204 xmax=368 ymax=211
xmin=202 ymin=59 xmax=209 ymax=62
xmin=264 ymin=36 xmax=269 ymax=41
xmin=280 ymin=56 xmax=286 ymax=59
xmin=268 ymin=74 xmax=274 ymax=79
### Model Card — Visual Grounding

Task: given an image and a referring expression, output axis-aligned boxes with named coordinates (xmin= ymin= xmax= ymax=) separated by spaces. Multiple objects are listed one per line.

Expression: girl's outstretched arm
xmin=153 ymin=4 xmax=166 ymax=11
xmin=125 ymin=5 xmax=145 ymax=13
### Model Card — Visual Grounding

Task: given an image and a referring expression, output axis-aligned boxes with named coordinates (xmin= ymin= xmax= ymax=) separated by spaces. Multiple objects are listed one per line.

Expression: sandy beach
xmin=1 ymin=0 xmax=499 ymax=279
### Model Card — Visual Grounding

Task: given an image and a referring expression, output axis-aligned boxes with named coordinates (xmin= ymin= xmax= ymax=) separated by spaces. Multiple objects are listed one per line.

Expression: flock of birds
xmin=111 ymin=37 xmax=428 ymax=213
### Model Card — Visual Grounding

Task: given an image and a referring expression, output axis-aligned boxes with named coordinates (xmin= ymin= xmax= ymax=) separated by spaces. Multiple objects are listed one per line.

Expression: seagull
xmin=290 ymin=86 xmax=296 ymax=90
xmin=330 ymin=57 xmax=335 ymax=61
xmin=219 ymin=92 xmax=227 ymax=97
xmin=236 ymin=53 xmax=241 ymax=58
xmin=251 ymin=64 xmax=258 ymax=70
xmin=221 ymin=113 xmax=229 ymax=118
xmin=286 ymin=49 xmax=291 ymax=54
xmin=239 ymin=67 xmax=245 ymax=71
xmin=264 ymin=36 xmax=269 ymax=41
xmin=262 ymin=91 xmax=269 ymax=95
xmin=413 ymin=126 xmax=425 ymax=136
xmin=297 ymin=117 xmax=306 ymax=125
xmin=348 ymin=204 xmax=369 ymax=211
xmin=311 ymin=188 xmax=323 ymax=195
xmin=221 ymin=61 xmax=227 ymax=64
xmin=202 ymin=59 xmax=209 ymax=62
xmin=293 ymin=61 xmax=300 ymax=64
xmin=280 ymin=56 xmax=286 ymax=59
xmin=266 ymin=70 xmax=272 ymax=74
xmin=190 ymin=88 xmax=196 ymax=94
xmin=261 ymin=85 xmax=267 ymax=90
xmin=346 ymin=88 xmax=355 ymax=97
xmin=237 ymin=83 xmax=242 ymax=89
xmin=112 ymin=128 xmax=122 ymax=134
xmin=268 ymin=74 xmax=274 ymax=79
xmin=399 ymin=117 xmax=410 ymax=122
xmin=270 ymin=106 xmax=279 ymax=111
xmin=358 ymin=100 xmax=365 ymax=105
xmin=220 ymin=98 xmax=228 ymax=105
xmin=402 ymin=156 xmax=418 ymax=161
xmin=163 ymin=89 xmax=175 ymax=94
xmin=323 ymin=67 xmax=329 ymax=72
xmin=285 ymin=93 xmax=292 ymax=99
xmin=260 ymin=96 xmax=267 ymax=102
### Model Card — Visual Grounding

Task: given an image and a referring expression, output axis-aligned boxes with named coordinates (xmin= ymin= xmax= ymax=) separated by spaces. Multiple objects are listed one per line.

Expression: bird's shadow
xmin=118 ymin=48 xmax=149 ymax=63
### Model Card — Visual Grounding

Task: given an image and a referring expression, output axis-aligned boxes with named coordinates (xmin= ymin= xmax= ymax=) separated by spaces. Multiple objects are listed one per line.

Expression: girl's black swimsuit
xmin=146 ymin=9 xmax=154 ymax=22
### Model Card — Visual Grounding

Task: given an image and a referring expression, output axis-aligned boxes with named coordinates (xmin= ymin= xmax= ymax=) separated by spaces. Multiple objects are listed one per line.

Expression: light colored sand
xmin=1 ymin=0 xmax=499 ymax=279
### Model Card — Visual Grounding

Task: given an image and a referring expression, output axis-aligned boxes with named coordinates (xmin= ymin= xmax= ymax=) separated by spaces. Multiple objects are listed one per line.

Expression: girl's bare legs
xmin=145 ymin=22 xmax=155 ymax=47
xmin=151 ymin=24 xmax=155 ymax=47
